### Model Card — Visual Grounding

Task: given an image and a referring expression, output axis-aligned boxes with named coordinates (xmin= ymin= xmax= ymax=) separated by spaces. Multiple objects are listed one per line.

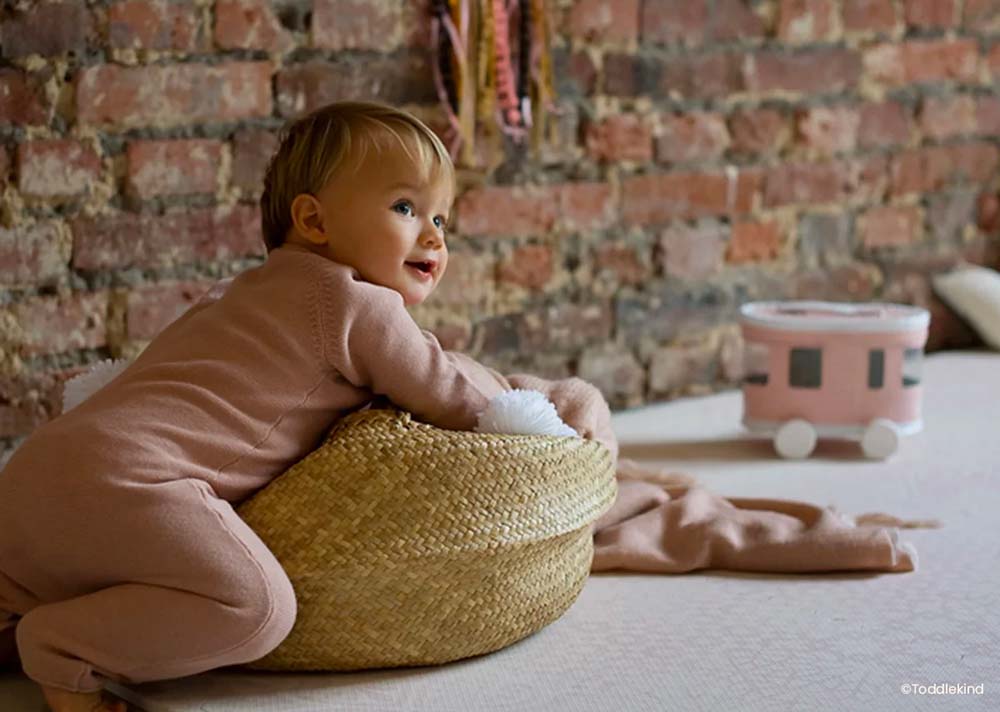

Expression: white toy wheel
xmin=861 ymin=418 xmax=899 ymax=459
xmin=774 ymin=419 xmax=817 ymax=459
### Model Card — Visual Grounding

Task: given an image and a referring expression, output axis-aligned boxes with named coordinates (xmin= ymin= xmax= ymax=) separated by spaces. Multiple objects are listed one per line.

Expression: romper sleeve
xmin=317 ymin=273 xmax=512 ymax=432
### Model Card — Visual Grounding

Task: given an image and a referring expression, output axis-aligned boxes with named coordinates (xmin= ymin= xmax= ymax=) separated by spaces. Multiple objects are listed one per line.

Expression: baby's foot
xmin=40 ymin=683 xmax=127 ymax=712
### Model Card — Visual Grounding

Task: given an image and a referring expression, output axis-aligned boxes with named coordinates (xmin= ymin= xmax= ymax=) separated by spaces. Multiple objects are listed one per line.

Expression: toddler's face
xmin=293 ymin=142 xmax=452 ymax=307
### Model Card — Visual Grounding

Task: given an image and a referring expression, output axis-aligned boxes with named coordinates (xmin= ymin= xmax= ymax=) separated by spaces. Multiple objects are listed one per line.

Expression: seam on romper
xmin=212 ymin=374 xmax=331 ymax=481
xmin=212 ymin=258 xmax=334 ymax=480
xmin=120 ymin=480 xmax=280 ymax=677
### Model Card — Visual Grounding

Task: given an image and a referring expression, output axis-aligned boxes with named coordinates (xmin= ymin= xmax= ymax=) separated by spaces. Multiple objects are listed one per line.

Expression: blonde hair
xmin=260 ymin=101 xmax=455 ymax=252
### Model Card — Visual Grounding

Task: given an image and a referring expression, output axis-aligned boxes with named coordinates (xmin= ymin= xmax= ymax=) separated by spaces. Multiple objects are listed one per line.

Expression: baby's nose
xmin=420 ymin=229 xmax=443 ymax=247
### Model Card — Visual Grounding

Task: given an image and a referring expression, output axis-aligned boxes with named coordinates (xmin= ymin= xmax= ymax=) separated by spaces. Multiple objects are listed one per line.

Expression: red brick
xmin=641 ymin=0 xmax=708 ymax=45
xmin=497 ymin=245 xmax=554 ymax=290
xmin=904 ymin=0 xmax=958 ymax=28
xmin=711 ymin=0 xmax=767 ymax=41
xmin=918 ymin=95 xmax=977 ymax=140
xmin=988 ymin=44 xmax=1000 ymax=79
xmin=399 ymin=0 xmax=435 ymax=50
xmin=858 ymin=206 xmax=922 ymax=248
xmin=313 ymin=0 xmax=404 ymax=51
xmin=727 ymin=221 xmax=783 ymax=263
xmin=569 ymin=0 xmax=640 ymax=43
xmin=594 ymin=243 xmax=651 ymax=285
xmin=10 ymin=291 xmax=109 ymax=356
xmin=77 ymin=62 xmax=272 ymax=129
xmin=108 ymin=0 xmax=205 ymax=51
xmin=126 ymin=139 xmax=222 ymax=200
xmin=764 ymin=162 xmax=845 ymax=208
xmin=0 ymin=1 xmax=94 ymax=58
xmin=865 ymin=40 xmax=980 ymax=86
xmin=795 ymin=106 xmax=859 ymax=157
xmin=744 ymin=48 xmax=861 ymax=94
xmin=0 ymin=221 xmax=68 ymax=287
xmin=274 ymin=58 xmax=434 ymax=116
xmin=656 ymin=112 xmax=730 ymax=164
xmin=903 ymin=40 xmax=980 ymax=84
xmin=0 ymin=69 xmax=52 ymax=125
xmin=777 ymin=0 xmax=839 ymax=43
xmin=71 ymin=205 xmax=265 ymax=271
xmin=728 ymin=108 xmax=791 ymax=158
xmin=622 ymin=170 xmax=758 ymax=225
xmin=585 ymin=114 xmax=653 ymax=163
xmin=858 ymin=101 xmax=913 ymax=148
xmin=17 ymin=139 xmax=102 ymax=200
xmin=557 ymin=183 xmax=617 ymax=232
xmin=656 ymin=223 xmax=726 ymax=280
xmin=232 ymin=128 xmax=279 ymax=198
xmin=454 ymin=186 xmax=559 ymax=237
xmin=976 ymin=96 xmax=1000 ymax=134
xmin=216 ymin=0 xmax=294 ymax=52
xmin=843 ymin=0 xmax=897 ymax=33
xmin=965 ymin=0 xmax=1000 ymax=32
xmin=659 ymin=52 xmax=744 ymax=100
xmin=126 ymin=282 xmax=215 ymax=340
xmin=890 ymin=142 xmax=1000 ymax=196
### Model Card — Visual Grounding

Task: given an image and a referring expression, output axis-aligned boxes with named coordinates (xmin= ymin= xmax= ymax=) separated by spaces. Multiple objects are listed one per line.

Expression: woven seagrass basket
xmin=234 ymin=406 xmax=617 ymax=671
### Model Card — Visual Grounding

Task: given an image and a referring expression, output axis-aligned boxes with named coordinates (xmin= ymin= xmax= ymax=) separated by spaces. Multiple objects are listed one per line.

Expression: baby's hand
xmin=505 ymin=374 xmax=619 ymax=463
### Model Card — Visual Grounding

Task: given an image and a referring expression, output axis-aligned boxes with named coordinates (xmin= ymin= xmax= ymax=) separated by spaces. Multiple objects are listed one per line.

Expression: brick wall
xmin=2 ymin=0 xmax=1000 ymax=458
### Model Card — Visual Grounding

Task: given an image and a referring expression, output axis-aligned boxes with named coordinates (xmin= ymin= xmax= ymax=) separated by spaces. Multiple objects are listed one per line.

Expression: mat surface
xmin=2 ymin=350 xmax=997 ymax=711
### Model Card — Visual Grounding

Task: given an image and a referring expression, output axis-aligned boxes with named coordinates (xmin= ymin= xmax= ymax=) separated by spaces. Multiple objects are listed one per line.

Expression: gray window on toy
xmin=903 ymin=348 xmax=922 ymax=387
xmin=868 ymin=349 xmax=884 ymax=389
xmin=789 ymin=348 xmax=822 ymax=388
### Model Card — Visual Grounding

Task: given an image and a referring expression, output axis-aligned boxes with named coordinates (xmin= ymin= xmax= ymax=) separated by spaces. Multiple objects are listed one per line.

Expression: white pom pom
xmin=62 ymin=358 xmax=133 ymax=413
xmin=475 ymin=389 xmax=580 ymax=437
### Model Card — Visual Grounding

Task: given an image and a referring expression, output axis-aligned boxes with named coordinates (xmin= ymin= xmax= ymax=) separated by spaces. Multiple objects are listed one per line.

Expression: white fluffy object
xmin=62 ymin=358 xmax=133 ymax=413
xmin=475 ymin=388 xmax=579 ymax=437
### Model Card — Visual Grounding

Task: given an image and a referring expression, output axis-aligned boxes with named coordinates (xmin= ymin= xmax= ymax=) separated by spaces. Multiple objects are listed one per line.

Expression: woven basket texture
xmin=235 ymin=406 xmax=617 ymax=671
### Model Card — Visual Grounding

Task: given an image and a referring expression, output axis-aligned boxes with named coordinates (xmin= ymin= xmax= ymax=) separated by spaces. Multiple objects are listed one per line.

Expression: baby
xmin=0 ymin=101 xmax=616 ymax=712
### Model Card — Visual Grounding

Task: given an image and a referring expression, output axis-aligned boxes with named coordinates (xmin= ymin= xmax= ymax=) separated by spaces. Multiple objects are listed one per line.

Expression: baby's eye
xmin=434 ymin=216 xmax=447 ymax=230
xmin=392 ymin=201 xmax=414 ymax=216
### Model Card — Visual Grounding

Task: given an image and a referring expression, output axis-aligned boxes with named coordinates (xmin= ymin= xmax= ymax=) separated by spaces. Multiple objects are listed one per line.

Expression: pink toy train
xmin=738 ymin=301 xmax=931 ymax=459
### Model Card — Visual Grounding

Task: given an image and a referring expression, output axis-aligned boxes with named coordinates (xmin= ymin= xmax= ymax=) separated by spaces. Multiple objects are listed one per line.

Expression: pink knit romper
xmin=0 ymin=242 xmax=511 ymax=692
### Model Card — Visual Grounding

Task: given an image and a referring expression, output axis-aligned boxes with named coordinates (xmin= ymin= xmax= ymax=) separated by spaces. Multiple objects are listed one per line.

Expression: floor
xmin=2 ymin=351 xmax=997 ymax=711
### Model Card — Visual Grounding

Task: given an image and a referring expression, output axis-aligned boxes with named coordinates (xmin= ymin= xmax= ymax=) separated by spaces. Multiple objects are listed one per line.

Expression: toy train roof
xmin=739 ymin=301 xmax=930 ymax=333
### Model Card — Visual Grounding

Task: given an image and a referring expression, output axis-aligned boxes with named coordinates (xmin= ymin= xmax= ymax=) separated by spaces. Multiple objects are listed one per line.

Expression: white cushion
xmin=932 ymin=265 xmax=1000 ymax=350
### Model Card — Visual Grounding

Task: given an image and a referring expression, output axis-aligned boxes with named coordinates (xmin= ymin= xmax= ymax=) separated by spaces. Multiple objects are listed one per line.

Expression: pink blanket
xmin=503 ymin=374 xmax=937 ymax=575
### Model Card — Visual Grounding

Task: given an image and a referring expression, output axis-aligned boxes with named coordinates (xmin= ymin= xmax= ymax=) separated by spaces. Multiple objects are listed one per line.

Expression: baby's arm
xmin=321 ymin=280 xmax=512 ymax=432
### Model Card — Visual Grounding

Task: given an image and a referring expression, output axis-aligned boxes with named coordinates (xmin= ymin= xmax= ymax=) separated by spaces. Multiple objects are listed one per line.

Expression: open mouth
xmin=405 ymin=261 xmax=435 ymax=275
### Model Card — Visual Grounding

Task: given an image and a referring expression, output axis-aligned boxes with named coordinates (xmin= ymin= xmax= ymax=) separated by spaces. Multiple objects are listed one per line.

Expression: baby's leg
xmin=9 ymin=478 xmax=296 ymax=696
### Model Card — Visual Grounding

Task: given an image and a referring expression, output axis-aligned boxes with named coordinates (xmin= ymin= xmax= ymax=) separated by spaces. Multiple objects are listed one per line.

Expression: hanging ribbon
xmin=430 ymin=0 xmax=554 ymax=167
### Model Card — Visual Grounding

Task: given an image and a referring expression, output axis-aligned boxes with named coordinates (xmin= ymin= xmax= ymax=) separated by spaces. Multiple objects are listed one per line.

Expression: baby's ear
xmin=290 ymin=194 xmax=330 ymax=245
